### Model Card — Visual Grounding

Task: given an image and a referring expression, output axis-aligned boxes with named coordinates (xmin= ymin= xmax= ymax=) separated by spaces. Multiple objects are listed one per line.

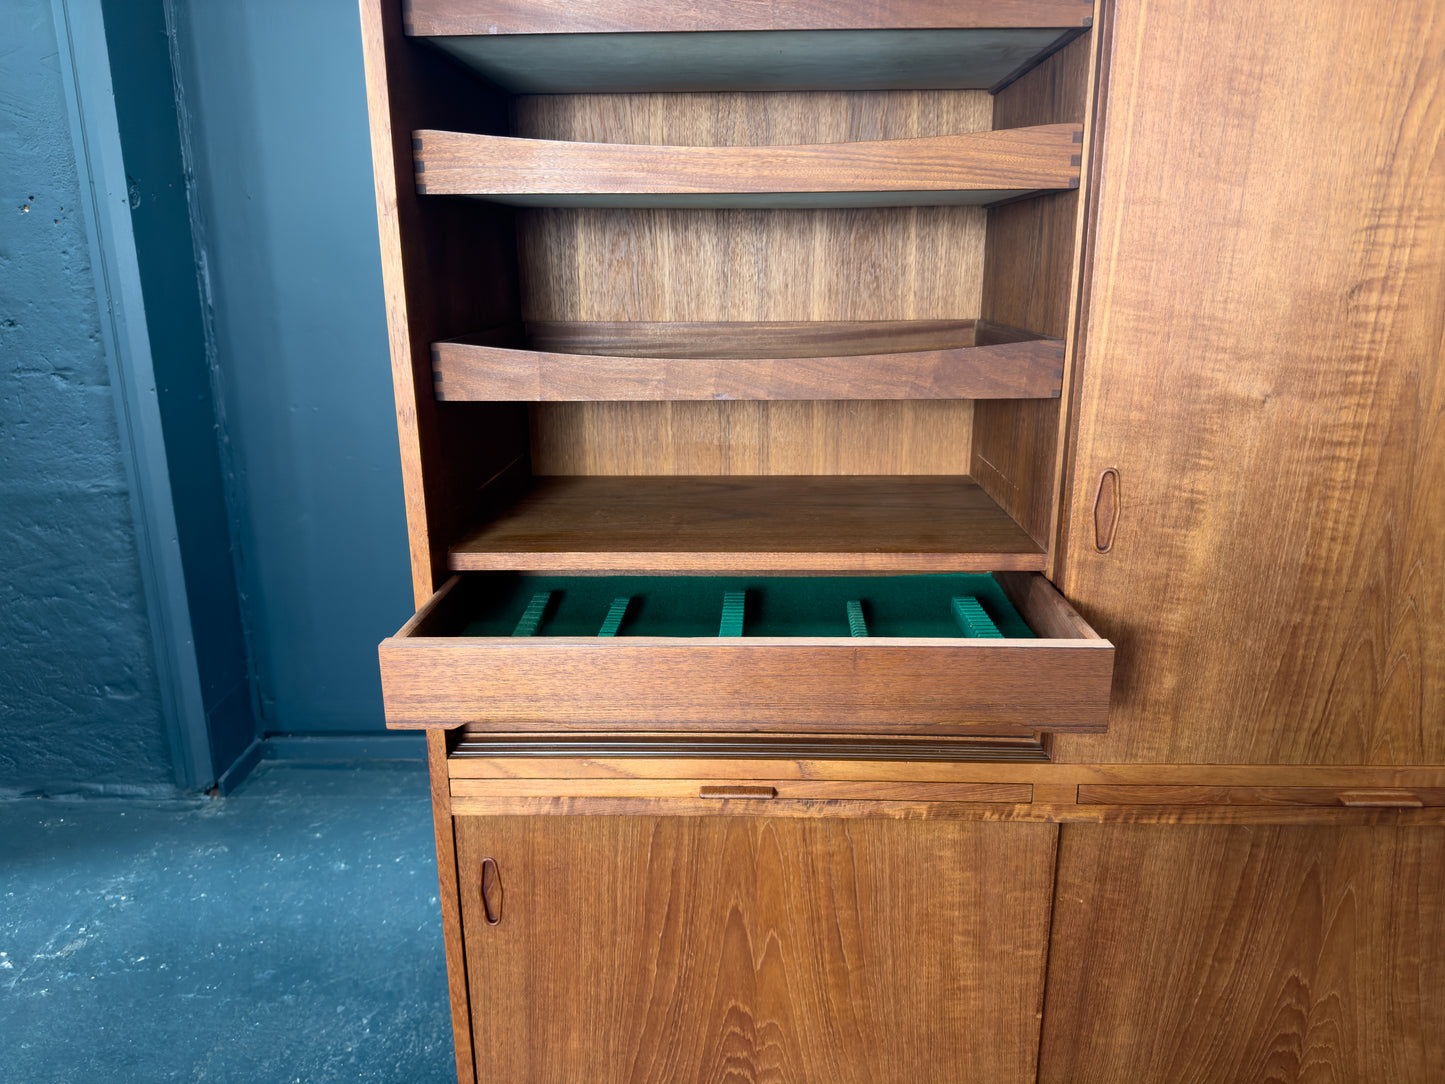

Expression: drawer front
xmin=448 ymin=778 xmax=1035 ymax=819
xmin=449 ymin=778 xmax=1033 ymax=802
xmin=379 ymin=571 xmax=1113 ymax=735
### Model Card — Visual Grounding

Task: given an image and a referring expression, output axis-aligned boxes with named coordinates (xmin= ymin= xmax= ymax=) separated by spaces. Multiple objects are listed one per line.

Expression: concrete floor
xmin=0 ymin=762 xmax=455 ymax=1083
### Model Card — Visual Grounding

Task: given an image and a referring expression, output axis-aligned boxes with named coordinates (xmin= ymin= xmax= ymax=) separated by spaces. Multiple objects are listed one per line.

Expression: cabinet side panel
xmin=516 ymin=92 xmax=991 ymax=476
xmin=974 ymin=30 xmax=1097 ymax=550
xmin=1040 ymin=824 xmax=1445 ymax=1082
xmin=1054 ymin=0 xmax=1445 ymax=763
xmin=360 ymin=0 xmax=528 ymax=605
xmin=423 ymin=730 xmax=475 ymax=1084
xmin=454 ymin=815 xmax=1057 ymax=1084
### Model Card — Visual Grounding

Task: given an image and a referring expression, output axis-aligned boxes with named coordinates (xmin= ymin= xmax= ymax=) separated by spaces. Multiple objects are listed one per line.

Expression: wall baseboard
xmin=261 ymin=732 xmax=428 ymax=764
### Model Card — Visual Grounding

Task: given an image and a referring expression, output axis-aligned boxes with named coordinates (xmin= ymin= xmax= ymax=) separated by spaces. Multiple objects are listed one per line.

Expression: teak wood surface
xmin=517 ymin=90 xmax=993 ymax=480
xmin=380 ymin=570 xmax=1111 ymax=732
xmin=424 ymin=731 xmax=474 ymax=1084
xmin=368 ymin=0 xmax=1445 ymax=1079
xmin=405 ymin=0 xmax=1095 ymax=35
xmin=447 ymin=475 xmax=1047 ymax=571
xmin=454 ymin=815 xmax=1058 ymax=1083
xmin=432 ymin=319 xmax=1065 ymax=402
xmin=1054 ymin=0 xmax=1445 ymax=764
xmin=973 ymin=29 xmax=1098 ymax=552
xmin=413 ymin=125 xmax=1083 ymax=202
xmin=1039 ymin=824 xmax=1445 ymax=1082
xmin=446 ymin=757 xmax=1445 ymax=791
xmin=521 ymin=319 xmax=987 ymax=358
xmin=449 ymin=779 xmax=1035 ymax=803
xmin=383 ymin=638 xmax=1111 ymax=732
xmin=361 ymin=0 xmax=530 ymax=605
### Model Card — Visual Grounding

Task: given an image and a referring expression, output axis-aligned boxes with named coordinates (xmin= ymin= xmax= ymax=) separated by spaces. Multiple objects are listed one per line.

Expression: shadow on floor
xmin=0 ymin=762 xmax=455 ymax=1083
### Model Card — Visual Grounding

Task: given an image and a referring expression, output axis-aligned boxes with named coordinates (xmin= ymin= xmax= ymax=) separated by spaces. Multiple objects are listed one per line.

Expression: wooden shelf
xmin=448 ymin=476 xmax=1047 ymax=572
xmin=433 ymin=320 xmax=1064 ymax=402
xmin=413 ymin=125 xmax=1083 ymax=208
xmin=406 ymin=0 xmax=1095 ymax=35
xmin=408 ymin=2 xmax=1093 ymax=94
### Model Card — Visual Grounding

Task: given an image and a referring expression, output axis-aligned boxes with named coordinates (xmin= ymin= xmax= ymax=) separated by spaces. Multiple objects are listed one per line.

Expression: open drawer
xmin=379 ymin=571 xmax=1112 ymax=736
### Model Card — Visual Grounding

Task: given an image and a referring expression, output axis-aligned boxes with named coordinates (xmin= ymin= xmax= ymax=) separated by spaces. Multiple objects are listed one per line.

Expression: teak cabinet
xmin=363 ymin=0 xmax=1445 ymax=1081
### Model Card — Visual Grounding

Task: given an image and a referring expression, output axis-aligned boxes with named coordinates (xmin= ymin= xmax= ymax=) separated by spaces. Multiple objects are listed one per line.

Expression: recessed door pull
xmin=699 ymin=785 xmax=777 ymax=799
xmin=1093 ymin=467 xmax=1120 ymax=552
xmin=480 ymin=857 xmax=503 ymax=925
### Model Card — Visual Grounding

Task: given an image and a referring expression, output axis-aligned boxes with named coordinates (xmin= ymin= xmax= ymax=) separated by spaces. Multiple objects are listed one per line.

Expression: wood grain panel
xmin=973 ymin=29 xmax=1098 ymax=552
xmin=447 ymin=796 xmax=1445 ymax=826
xmin=530 ymin=401 xmax=979 ymax=476
xmin=516 ymin=91 xmax=993 ymax=476
xmin=1054 ymin=0 xmax=1445 ymax=764
xmin=454 ymin=816 xmax=1058 ymax=1083
xmin=1078 ymin=785 xmax=1445 ymax=808
xmin=407 ymin=0 xmax=1095 ymax=35
xmin=995 ymin=568 xmax=1102 ymax=639
xmin=449 ymin=737 xmax=1053 ymax=767
xmin=414 ymin=125 xmax=1083 ymax=201
xmin=360 ymin=0 xmax=530 ymax=604
xmin=423 ymin=731 xmax=474 ymax=1084
xmin=425 ymin=30 xmax=1088 ymax=97
xmin=450 ymin=778 xmax=1033 ymax=802
xmin=433 ymin=326 xmax=1063 ymax=402
xmin=1040 ymin=824 xmax=1445 ymax=1082
xmin=446 ymin=475 xmax=1045 ymax=570
xmin=381 ymin=638 xmax=1111 ymax=732
xmin=522 ymin=318 xmax=984 ymax=357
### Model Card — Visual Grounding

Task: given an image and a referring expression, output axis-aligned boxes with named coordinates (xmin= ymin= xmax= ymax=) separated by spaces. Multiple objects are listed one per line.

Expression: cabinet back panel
xmin=529 ymin=400 xmax=972 ymax=475
xmin=514 ymin=92 xmax=991 ymax=475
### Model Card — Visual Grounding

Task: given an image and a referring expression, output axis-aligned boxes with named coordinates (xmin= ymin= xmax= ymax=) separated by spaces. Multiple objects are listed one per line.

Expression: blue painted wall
xmin=0 ymin=0 xmax=174 ymax=794
xmin=169 ymin=0 xmax=412 ymax=733
xmin=101 ymin=0 xmax=258 ymax=779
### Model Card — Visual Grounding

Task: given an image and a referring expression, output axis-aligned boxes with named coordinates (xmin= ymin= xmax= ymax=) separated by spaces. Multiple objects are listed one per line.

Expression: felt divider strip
xmin=719 ymin=591 xmax=746 ymax=637
xmin=951 ymin=596 xmax=1003 ymax=638
xmin=511 ymin=591 xmax=553 ymax=637
xmin=846 ymin=600 xmax=869 ymax=637
xmin=597 ymin=597 xmax=631 ymax=637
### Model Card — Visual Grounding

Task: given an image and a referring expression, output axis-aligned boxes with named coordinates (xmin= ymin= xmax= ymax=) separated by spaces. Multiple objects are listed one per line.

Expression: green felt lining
xmin=458 ymin=574 xmax=1035 ymax=639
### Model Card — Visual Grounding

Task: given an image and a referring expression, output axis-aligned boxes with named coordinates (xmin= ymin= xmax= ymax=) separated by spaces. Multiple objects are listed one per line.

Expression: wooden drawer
xmin=379 ymin=571 xmax=1113 ymax=735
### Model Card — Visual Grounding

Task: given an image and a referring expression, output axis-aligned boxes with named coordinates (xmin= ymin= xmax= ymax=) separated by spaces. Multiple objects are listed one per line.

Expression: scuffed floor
xmin=0 ymin=762 xmax=455 ymax=1082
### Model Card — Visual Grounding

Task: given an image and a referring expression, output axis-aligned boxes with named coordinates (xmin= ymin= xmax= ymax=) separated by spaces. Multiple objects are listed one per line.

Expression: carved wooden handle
xmin=480 ymin=857 xmax=503 ymax=925
xmin=698 ymin=785 xmax=778 ymax=800
xmin=1093 ymin=468 xmax=1120 ymax=552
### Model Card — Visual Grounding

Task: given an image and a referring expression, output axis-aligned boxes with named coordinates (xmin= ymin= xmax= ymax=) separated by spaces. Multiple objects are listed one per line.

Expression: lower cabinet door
xmin=1039 ymin=824 xmax=1445 ymax=1083
xmin=454 ymin=815 xmax=1059 ymax=1084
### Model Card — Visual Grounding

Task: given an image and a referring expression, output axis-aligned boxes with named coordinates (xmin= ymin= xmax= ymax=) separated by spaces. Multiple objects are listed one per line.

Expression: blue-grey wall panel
xmin=170 ymin=0 xmax=412 ymax=732
xmin=100 ymin=0 xmax=257 ymax=776
xmin=0 ymin=0 xmax=173 ymax=793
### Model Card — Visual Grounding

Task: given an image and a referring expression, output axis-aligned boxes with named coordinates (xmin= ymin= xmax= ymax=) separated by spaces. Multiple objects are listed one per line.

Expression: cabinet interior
xmin=378 ymin=16 xmax=1095 ymax=582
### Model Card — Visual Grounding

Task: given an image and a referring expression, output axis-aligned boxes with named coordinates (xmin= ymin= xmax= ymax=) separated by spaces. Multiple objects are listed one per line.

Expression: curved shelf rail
xmin=413 ymin=125 xmax=1083 ymax=207
xmin=432 ymin=320 xmax=1064 ymax=401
